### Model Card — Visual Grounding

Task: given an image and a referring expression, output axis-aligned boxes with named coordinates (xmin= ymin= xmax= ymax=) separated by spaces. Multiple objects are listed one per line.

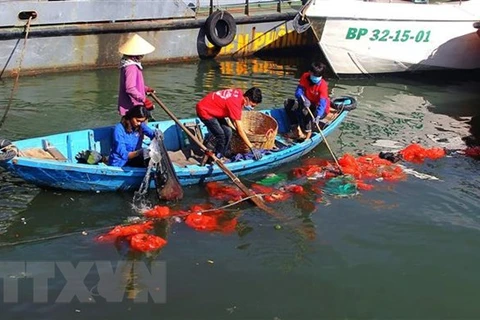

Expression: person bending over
xmin=109 ymin=106 xmax=155 ymax=167
xmin=196 ymin=87 xmax=263 ymax=161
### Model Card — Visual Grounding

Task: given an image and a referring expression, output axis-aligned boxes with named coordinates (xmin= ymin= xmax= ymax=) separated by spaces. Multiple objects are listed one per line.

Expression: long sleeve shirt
xmin=294 ymin=72 xmax=330 ymax=118
xmin=118 ymin=64 xmax=149 ymax=116
xmin=108 ymin=122 xmax=155 ymax=167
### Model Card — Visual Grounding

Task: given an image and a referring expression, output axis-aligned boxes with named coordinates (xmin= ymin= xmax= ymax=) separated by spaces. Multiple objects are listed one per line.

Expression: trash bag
xmin=75 ymin=150 xmax=104 ymax=165
xmin=379 ymin=151 xmax=402 ymax=163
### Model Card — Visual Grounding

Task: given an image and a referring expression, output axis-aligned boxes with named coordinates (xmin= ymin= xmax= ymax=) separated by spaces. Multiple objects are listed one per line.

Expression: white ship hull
xmin=304 ymin=0 xmax=480 ymax=76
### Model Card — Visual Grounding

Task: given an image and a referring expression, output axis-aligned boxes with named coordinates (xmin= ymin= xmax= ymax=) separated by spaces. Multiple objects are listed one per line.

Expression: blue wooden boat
xmin=0 ymin=105 xmax=352 ymax=192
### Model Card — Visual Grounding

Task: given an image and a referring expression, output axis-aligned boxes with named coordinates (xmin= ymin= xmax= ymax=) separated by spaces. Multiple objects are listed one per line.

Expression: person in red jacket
xmin=196 ymin=87 xmax=263 ymax=160
xmin=286 ymin=62 xmax=330 ymax=140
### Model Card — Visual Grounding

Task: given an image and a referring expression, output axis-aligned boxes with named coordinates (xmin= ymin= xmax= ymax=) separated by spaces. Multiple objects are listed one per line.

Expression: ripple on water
xmin=0 ymin=171 xmax=39 ymax=235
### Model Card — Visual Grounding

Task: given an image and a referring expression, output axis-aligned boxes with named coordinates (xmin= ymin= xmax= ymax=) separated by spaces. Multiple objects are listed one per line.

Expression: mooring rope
xmin=292 ymin=2 xmax=312 ymax=34
xmin=230 ymin=20 xmax=287 ymax=58
xmin=0 ymin=16 xmax=33 ymax=129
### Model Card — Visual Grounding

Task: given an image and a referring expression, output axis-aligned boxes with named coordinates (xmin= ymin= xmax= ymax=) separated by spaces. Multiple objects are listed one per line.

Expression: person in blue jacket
xmin=109 ymin=106 xmax=155 ymax=167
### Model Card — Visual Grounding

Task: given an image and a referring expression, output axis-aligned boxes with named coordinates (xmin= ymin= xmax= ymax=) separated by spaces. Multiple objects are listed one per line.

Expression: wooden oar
xmin=306 ymin=106 xmax=344 ymax=175
xmin=149 ymin=93 xmax=274 ymax=214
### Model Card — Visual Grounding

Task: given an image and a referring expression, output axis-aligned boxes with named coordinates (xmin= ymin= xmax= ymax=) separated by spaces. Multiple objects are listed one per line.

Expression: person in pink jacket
xmin=117 ymin=34 xmax=156 ymax=116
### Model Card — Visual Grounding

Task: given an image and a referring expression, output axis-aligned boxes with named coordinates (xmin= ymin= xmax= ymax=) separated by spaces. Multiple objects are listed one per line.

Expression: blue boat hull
xmin=0 ymin=108 xmax=349 ymax=192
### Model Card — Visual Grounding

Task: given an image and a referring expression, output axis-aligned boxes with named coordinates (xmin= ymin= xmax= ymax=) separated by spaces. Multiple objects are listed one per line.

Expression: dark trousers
xmin=284 ymin=98 xmax=314 ymax=132
xmin=201 ymin=117 xmax=233 ymax=157
xmin=126 ymin=152 xmax=149 ymax=167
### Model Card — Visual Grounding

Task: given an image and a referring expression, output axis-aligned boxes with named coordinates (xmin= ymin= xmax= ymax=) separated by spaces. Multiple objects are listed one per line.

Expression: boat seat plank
xmin=41 ymin=139 xmax=67 ymax=161
xmin=21 ymin=148 xmax=57 ymax=160
xmin=168 ymin=149 xmax=201 ymax=167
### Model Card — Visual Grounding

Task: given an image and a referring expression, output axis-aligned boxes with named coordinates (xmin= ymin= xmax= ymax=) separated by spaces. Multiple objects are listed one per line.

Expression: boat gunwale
xmin=0 ymin=108 xmax=350 ymax=190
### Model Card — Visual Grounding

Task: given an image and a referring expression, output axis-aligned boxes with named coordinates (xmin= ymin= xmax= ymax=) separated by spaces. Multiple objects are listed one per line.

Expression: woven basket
xmin=230 ymin=111 xmax=278 ymax=154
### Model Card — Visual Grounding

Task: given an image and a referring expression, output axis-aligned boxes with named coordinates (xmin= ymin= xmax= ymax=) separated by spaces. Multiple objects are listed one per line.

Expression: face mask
xmin=309 ymin=75 xmax=322 ymax=84
xmin=244 ymin=105 xmax=254 ymax=111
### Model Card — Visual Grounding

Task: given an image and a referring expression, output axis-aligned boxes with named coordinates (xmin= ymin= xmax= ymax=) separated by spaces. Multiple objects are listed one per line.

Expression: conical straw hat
xmin=119 ymin=34 xmax=155 ymax=56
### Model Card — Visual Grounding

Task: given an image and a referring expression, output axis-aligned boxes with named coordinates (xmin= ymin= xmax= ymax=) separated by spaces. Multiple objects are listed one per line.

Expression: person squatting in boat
xmin=285 ymin=61 xmax=331 ymax=141
xmin=109 ymin=106 xmax=155 ymax=167
xmin=117 ymin=33 xmax=156 ymax=117
xmin=196 ymin=87 xmax=263 ymax=161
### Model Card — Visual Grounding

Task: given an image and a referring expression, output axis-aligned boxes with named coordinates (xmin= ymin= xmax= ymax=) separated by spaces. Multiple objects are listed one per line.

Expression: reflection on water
xmin=1 ymin=57 xmax=480 ymax=319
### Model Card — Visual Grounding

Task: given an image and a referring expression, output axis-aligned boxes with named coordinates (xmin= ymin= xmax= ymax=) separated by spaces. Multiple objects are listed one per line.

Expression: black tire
xmin=205 ymin=10 xmax=236 ymax=47
xmin=331 ymin=96 xmax=357 ymax=111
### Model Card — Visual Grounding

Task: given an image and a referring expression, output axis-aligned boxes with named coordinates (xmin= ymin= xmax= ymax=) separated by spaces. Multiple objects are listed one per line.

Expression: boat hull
xmin=0 ymin=0 xmax=314 ymax=77
xmin=305 ymin=0 xmax=480 ymax=76
xmin=0 ymin=109 xmax=349 ymax=192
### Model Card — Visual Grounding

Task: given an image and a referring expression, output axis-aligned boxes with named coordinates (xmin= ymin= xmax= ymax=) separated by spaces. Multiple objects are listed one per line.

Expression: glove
xmin=314 ymin=116 xmax=322 ymax=125
xmin=302 ymin=97 xmax=311 ymax=109
xmin=145 ymin=87 xmax=156 ymax=94
xmin=144 ymin=98 xmax=155 ymax=110
xmin=300 ymin=97 xmax=311 ymax=116
xmin=251 ymin=147 xmax=263 ymax=161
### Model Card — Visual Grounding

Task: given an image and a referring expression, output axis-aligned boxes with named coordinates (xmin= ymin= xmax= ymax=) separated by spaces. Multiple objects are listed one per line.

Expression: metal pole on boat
xmin=306 ymin=106 xmax=344 ymax=175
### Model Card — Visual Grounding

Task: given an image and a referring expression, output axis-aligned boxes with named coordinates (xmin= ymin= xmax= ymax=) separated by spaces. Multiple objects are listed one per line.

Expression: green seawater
xmin=1 ymin=56 xmax=480 ymax=320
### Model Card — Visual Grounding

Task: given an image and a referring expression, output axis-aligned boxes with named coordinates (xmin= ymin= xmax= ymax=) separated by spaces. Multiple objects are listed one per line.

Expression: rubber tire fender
xmin=205 ymin=10 xmax=236 ymax=47
xmin=331 ymin=96 xmax=357 ymax=111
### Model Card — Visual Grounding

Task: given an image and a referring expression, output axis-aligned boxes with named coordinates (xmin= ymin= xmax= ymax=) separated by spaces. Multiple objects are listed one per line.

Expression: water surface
xmin=1 ymin=57 xmax=479 ymax=319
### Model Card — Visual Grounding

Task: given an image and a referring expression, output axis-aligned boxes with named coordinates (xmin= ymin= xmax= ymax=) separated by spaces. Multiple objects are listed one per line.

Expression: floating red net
xmin=250 ymin=183 xmax=291 ymax=203
xmin=129 ymin=233 xmax=167 ymax=252
xmin=95 ymin=220 xmax=167 ymax=252
xmin=183 ymin=203 xmax=237 ymax=233
xmin=398 ymin=144 xmax=446 ymax=163
xmin=338 ymin=154 xmax=406 ymax=182
xmin=143 ymin=205 xmax=172 ymax=219
xmin=185 ymin=213 xmax=237 ymax=233
xmin=205 ymin=181 xmax=244 ymax=202
xmin=95 ymin=143 xmax=452 ymax=251
xmin=104 ymin=221 xmax=154 ymax=239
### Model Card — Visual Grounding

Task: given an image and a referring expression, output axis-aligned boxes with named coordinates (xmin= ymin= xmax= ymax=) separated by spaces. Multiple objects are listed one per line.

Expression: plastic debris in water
xmin=257 ymin=173 xmax=287 ymax=186
xmin=323 ymin=175 xmax=358 ymax=197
